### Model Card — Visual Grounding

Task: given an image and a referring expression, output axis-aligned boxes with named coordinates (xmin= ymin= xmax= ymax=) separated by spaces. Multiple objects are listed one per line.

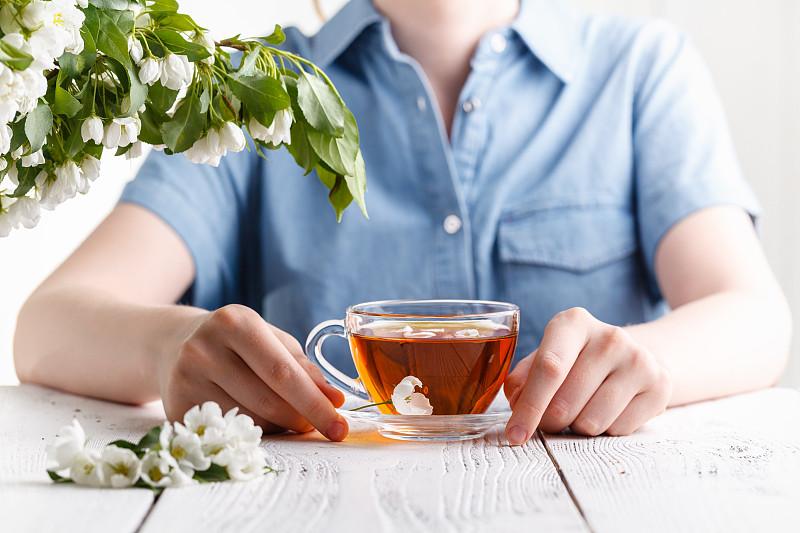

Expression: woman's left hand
xmin=504 ymin=307 xmax=672 ymax=444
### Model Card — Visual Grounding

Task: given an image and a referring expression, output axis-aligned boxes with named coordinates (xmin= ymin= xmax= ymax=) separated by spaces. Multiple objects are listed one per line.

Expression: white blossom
xmin=0 ymin=124 xmax=11 ymax=155
xmin=103 ymin=116 xmax=140 ymax=149
xmin=70 ymin=450 xmax=104 ymax=487
xmin=80 ymin=155 xmax=101 ymax=182
xmin=134 ymin=12 xmax=151 ymax=29
xmin=39 ymin=161 xmax=84 ymax=209
xmin=182 ymin=401 xmax=226 ymax=438
xmin=192 ymin=30 xmax=215 ymax=65
xmin=137 ymin=57 xmax=160 ymax=86
xmin=171 ymin=426 xmax=211 ymax=471
xmin=214 ymin=446 xmax=267 ymax=481
xmin=7 ymin=195 xmax=41 ymax=229
xmin=223 ymin=408 xmax=262 ymax=447
xmin=128 ymin=36 xmax=143 ymax=64
xmin=99 ymin=446 xmax=141 ymax=488
xmin=21 ymin=149 xmax=44 ymax=168
xmin=125 ymin=141 xmax=144 ymax=160
xmin=0 ymin=63 xmax=20 ymax=126
xmin=392 ymin=376 xmax=433 ymax=415
xmin=81 ymin=115 xmax=104 ymax=144
xmin=160 ymin=53 xmax=194 ymax=91
xmin=140 ymin=449 xmax=195 ymax=487
xmin=22 ymin=0 xmax=85 ymax=61
xmin=0 ymin=211 xmax=12 ymax=237
xmin=45 ymin=419 xmax=86 ymax=471
xmin=219 ymin=122 xmax=246 ymax=153
xmin=249 ymin=109 xmax=293 ymax=146
xmin=183 ymin=128 xmax=224 ymax=167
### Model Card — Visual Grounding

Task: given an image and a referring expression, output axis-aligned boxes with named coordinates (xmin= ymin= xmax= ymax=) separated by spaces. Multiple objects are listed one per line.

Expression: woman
xmin=14 ymin=0 xmax=791 ymax=445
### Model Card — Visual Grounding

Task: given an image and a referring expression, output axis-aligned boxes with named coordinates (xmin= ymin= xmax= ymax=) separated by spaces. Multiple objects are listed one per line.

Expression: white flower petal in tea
xmin=391 ymin=376 xmax=433 ymax=415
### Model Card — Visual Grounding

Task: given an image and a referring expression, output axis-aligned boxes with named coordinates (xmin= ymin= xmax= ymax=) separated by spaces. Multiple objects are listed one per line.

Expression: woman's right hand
xmin=160 ymin=304 xmax=349 ymax=441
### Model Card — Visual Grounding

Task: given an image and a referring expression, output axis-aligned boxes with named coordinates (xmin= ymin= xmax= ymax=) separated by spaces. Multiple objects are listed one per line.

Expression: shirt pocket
xmin=498 ymin=203 xmax=637 ymax=272
xmin=497 ymin=202 xmax=643 ymax=357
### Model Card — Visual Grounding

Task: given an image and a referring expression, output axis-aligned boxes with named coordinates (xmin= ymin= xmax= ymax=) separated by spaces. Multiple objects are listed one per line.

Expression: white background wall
xmin=1 ymin=0 xmax=797 ymax=389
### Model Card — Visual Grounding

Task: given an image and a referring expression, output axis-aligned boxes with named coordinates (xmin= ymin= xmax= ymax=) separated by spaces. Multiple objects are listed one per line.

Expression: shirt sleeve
xmin=632 ymin=23 xmax=761 ymax=293
xmin=118 ymin=144 xmax=262 ymax=310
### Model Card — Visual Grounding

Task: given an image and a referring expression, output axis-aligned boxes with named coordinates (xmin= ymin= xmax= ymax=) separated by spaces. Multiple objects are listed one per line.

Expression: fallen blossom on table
xmin=46 ymin=401 xmax=278 ymax=492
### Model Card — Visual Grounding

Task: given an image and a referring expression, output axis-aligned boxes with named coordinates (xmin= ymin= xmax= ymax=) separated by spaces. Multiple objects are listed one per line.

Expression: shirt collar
xmin=511 ymin=0 xmax=587 ymax=83
xmin=308 ymin=0 xmax=383 ymax=68
xmin=309 ymin=0 xmax=587 ymax=83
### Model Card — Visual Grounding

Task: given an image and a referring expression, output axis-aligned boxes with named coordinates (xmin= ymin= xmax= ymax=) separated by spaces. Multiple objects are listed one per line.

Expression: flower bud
xmin=81 ymin=115 xmax=104 ymax=144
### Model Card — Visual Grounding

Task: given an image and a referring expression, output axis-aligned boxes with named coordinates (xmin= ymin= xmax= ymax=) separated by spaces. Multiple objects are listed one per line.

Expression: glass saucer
xmin=338 ymin=407 xmax=511 ymax=442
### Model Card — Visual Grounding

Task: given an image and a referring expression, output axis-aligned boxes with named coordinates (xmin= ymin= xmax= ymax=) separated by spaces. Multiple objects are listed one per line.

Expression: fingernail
xmin=507 ymin=424 xmax=527 ymax=446
xmin=325 ymin=420 xmax=347 ymax=441
xmin=508 ymin=386 xmax=522 ymax=409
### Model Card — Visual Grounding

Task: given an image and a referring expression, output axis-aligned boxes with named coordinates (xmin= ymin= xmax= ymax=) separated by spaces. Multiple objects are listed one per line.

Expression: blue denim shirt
xmin=120 ymin=0 xmax=759 ymax=373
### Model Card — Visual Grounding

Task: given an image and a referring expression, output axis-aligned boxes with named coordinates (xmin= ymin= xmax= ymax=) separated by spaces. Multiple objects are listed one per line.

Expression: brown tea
xmin=349 ymin=322 xmax=516 ymax=415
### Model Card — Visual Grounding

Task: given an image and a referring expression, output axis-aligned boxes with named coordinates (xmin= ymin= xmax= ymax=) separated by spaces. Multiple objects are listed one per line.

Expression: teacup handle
xmin=305 ymin=320 xmax=369 ymax=400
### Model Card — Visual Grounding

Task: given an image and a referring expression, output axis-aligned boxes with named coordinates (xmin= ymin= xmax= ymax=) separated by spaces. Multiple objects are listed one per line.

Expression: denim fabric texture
xmin=120 ymin=0 xmax=760 ymax=373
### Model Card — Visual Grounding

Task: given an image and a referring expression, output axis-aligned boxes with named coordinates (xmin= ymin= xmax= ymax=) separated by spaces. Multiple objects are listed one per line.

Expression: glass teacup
xmin=305 ymin=299 xmax=519 ymax=415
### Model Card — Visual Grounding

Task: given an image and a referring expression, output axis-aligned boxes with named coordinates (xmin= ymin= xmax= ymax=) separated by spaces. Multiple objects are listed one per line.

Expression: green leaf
xmin=161 ymin=90 xmax=205 ymax=152
xmin=122 ymin=66 xmax=148 ymax=118
xmin=0 ymin=40 xmax=34 ymax=70
xmin=109 ymin=439 xmax=140 ymax=452
xmin=237 ymin=50 xmax=260 ymax=78
xmin=150 ymin=12 xmax=200 ymax=32
xmin=344 ymin=150 xmax=368 ymax=218
xmin=147 ymin=84 xmax=179 ymax=116
xmin=144 ymin=34 xmax=166 ymax=58
xmin=25 ymin=103 xmax=52 ymax=152
xmin=10 ymin=119 xmax=27 ymax=153
xmin=64 ymin=125 xmax=87 ymax=158
xmin=54 ymin=87 xmax=82 ymax=118
xmin=316 ymin=164 xmax=336 ymax=189
xmin=48 ymin=470 xmax=75 ymax=484
xmin=261 ymin=24 xmax=286 ymax=45
xmin=134 ymin=478 xmax=165 ymax=495
xmin=149 ymin=0 xmax=179 ymax=11
xmin=328 ymin=174 xmax=353 ymax=223
xmin=12 ymin=164 xmax=40 ymax=198
xmin=229 ymin=72 xmax=290 ymax=127
xmin=154 ymin=29 xmax=210 ymax=62
xmin=80 ymin=6 xmax=100 ymax=54
xmin=194 ymin=463 xmax=229 ymax=483
xmin=297 ymin=69 xmax=344 ymax=136
xmin=285 ymin=118 xmax=319 ymax=175
xmin=97 ymin=10 xmax=132 ymax=66
xmin=138 ymin=107 xmax=164 ymax=145
xmin=89 ymin=0 xmax=130 ymax=9
xmin=199 ymin=88 xmax=210 ymax=114
xmin=306 ymin=108 xmax=358 ymax=176
xmin=137 ymin=425 xmax=163 ymax=450
xmin=103 ymin=9 xmax=135 ymax=37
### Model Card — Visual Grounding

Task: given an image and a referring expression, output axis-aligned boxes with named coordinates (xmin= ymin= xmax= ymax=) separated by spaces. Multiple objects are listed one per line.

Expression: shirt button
xmin=462 ymin=97 xmax=481 ymax=114
xmin=443 ymin=214 xmax=463 ymax=234
xmin=490 ymin=33 xmax=507 ymax=53
xmin=416 ymin=95 xmax=427 ymax=112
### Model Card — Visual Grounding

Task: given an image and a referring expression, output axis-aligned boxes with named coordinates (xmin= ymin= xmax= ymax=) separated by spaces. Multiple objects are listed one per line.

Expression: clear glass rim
xmin=346 ymin=299 xmax=519 ymax=318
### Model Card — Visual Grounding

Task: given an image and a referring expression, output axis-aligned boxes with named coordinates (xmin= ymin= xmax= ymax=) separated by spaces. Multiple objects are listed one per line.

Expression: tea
xmin=349 ymin=321 xmax=516 ymax=415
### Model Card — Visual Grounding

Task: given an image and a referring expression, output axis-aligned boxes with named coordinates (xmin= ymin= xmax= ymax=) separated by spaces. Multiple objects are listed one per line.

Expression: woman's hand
xmin=159 ymin=304 xmax=349 ymax=441
xmin=504 ymin=307 xmax=672 ymax=444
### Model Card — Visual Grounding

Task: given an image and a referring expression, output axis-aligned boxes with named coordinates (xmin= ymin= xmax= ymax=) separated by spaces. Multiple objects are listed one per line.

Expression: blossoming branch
xmin=46 ymin=401 xmax=278 ymax=491
xmin=0 ymin=0 xmax=367 ymax=236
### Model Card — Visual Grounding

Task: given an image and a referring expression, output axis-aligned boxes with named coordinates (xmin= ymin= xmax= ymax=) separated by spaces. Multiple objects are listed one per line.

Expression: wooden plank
xmin=141 ymin=416 xmax=588 ymax=532
xmin=542 ymin=388 xmax=800 ymax=532
xmin=0 ymin=384 xmax=164 ymax=533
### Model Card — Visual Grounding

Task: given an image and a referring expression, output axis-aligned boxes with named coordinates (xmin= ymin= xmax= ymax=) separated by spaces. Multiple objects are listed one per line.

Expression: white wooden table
xmin=1 ymin=384 xmax=799 ymax=532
